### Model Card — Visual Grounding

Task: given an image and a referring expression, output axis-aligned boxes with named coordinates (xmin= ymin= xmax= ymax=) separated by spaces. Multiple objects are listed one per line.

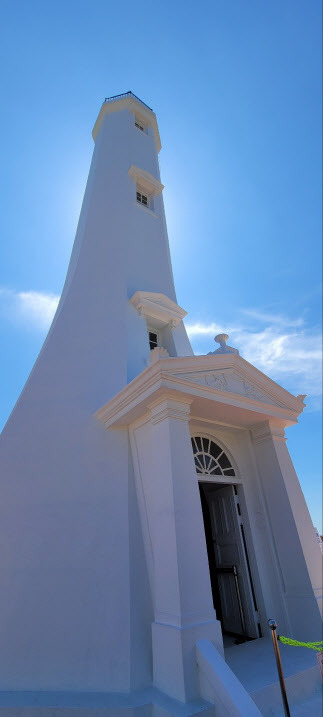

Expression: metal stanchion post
xmin=268 ymin=619 xmax=291 ymax=717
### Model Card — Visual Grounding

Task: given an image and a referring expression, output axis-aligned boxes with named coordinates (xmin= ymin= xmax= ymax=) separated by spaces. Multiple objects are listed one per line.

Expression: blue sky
xmin=0 ymin=1 xmax=322 ymax=530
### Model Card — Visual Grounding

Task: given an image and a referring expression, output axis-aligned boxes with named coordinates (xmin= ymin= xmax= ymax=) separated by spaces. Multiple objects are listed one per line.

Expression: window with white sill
xmin=136 ymin=189 xmax=153 ymax=211
xmin=135 ymin=118 xmax=146 ymax=133
xmin=136 ymin=190 xmax=148 ymax=207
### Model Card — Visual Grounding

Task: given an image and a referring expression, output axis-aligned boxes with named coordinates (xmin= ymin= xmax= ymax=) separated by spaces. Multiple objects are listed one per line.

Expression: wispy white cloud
xmin=185 ymin=313 xmax=322 ymax=407
xmin=240 ymin=308 xmax=305 ymax=328
xmin=0 ymin=288 xmax=59 ymax=330
xmin=16 ymin=291 xmax=59 ymax=329
xmin=186 ymin=322 xmax=219 ymax=337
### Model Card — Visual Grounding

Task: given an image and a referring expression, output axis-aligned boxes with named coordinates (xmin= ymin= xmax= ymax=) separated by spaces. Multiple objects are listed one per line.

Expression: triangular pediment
xmin=95 ymin=353 xmax=304 ymax=429
xmin=163 ymin=356 xmax=305 ymax=414
xmin=173 ymin=368 xmax=279 ymax=405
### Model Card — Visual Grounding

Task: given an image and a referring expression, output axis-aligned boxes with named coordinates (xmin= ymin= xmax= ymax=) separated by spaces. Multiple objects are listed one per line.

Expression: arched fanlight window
xmin=191 ymin=436 xmax=235 ymax=477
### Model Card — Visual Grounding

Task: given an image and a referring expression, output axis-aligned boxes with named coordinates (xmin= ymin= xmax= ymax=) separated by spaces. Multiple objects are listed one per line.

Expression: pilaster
xmin=147 ymin=395 xmax=222 ymax=701
xmin=251 ymin=420 xmax=286 ymax=445
xmin=251 ymin=420 xmax=322 ymax=639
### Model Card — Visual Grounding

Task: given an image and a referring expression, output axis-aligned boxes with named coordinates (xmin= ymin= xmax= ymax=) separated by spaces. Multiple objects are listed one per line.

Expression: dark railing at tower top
xmin=104 ymin=92 xmax=153 ymax=112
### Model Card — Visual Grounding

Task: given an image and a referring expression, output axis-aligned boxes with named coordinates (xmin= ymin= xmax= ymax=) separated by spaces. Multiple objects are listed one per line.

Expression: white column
xmin=148 ymin=395 xmax=223 ymax=702
xmin=252 ymin=420 xmax=322 ymax=640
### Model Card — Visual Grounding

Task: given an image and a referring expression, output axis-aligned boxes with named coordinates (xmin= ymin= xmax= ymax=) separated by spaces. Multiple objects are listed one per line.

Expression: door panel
xmin=205 ymin=484 xmax=258 ymax=638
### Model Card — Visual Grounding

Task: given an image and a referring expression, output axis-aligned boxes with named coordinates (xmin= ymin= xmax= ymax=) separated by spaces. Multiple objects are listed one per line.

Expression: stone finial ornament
xmin=208 ymin=333 xmax=239 ymax=355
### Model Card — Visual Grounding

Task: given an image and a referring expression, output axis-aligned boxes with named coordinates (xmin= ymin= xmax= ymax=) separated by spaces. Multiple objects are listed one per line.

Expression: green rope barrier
xmin=278 ymin=635 xmax=323 ymax=651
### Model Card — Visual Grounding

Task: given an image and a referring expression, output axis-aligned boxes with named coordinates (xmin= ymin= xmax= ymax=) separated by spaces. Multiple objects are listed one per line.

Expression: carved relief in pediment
xmin=174 ymin=370 xmax=276 ymax=405
xmin=242 ymin=381 xmax=268 ymax=402
xmin=204 ymin=372 xmax=228 ymax=390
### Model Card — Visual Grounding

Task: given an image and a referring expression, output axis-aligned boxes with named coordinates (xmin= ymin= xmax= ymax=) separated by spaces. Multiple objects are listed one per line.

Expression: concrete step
xmin=0 ymin=688 xmax=215 ymax=717
xmin=225 ymin=637 xmax=321 ymax=716
xmin=153 ymin=702 xmax=214 ymax=717
xmin=290 ymin=690 xmax=323 ymax=717
xmin=261 ymin=689 xmax=323 ymax=717
xmin=250 ymin=663 xmax=321 ymax=716
xmin=0 ymin=708 xmax=214 ymax=717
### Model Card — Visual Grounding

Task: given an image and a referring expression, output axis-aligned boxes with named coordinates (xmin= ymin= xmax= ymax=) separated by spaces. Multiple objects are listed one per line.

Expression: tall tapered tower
xmin=0 ymin=93 xmax=321 ymax=717
xmin=0 ymin=92 xmax=217 ymax=713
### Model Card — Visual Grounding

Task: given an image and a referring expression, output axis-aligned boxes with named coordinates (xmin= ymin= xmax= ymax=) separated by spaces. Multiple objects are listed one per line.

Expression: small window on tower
xmin=135 ymin=120 xmax=145 ymax=132
xmin=137 ymin=191 xmax=148 ymax=207
xmin=148 ymin=330 xmax=158 ymax=351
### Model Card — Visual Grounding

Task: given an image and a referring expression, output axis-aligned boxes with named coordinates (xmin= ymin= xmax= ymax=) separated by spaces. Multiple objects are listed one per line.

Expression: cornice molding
xmin=128 ymin=165 xmax=164 ymax=197
xmin=92 ymin=97 xmax=162 ymax=152
xmin=129 ymin=291 xmax=187 ymax=328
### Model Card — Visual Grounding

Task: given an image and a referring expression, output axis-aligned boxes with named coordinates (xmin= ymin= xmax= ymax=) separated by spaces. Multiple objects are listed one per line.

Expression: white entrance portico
xmin=96 ymin=345 xmax=322 ymax=702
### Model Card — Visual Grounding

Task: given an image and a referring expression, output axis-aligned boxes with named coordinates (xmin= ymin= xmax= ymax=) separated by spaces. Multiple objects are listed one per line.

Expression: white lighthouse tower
xmin=0 ymin=93 xmax=321 ymax=716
